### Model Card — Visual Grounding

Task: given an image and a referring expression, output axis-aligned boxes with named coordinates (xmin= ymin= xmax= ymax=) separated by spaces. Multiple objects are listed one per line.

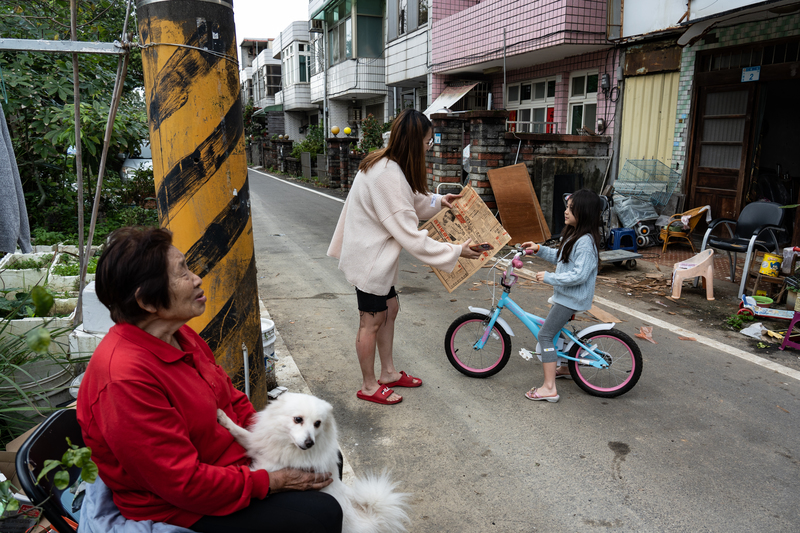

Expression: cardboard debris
xmin=421 ymin=185 xmax=511 ymax=293
xmin=487 ymin=163 xmax=551 ymax=244
xmin=598 ymin=274 xmax=673 ymax=297
xmin=587 ymin=305 xmax=622 ymax=323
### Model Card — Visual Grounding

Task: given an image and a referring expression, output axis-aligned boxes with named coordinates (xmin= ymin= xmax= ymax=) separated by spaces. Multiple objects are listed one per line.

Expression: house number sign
xmin=741 ymin=66 xmax=760 ymax=82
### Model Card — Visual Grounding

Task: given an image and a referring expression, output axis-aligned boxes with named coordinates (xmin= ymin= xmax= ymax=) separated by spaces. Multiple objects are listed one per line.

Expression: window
xmin=326 ymin=0 xmax=352 ymax=65
xmin=298 ymin=45 xmax=309 ymax=83
xmin=419 ymin=0 xmax=428 ymax=25
xmin=568 ymin=71 xmax=598 ymax=134
xmin=398 ymin=0 xmax=407 ymax=36
xmin=266 ymin=65 xmax=281 ymax=96
xmin=282 ymin=45 xmax=295 ymax=85
xmin=507 ymin=77 xmax=556 ymax=133
xmin=309 ymin=33 xmax=324 ymax=77
xmin=357 ymin=0 xmax=383 ymax=58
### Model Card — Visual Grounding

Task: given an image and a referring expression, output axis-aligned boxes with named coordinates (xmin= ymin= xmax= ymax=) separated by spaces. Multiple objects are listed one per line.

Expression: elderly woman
xmin=77 ymin=227 xmax=342 ymax=533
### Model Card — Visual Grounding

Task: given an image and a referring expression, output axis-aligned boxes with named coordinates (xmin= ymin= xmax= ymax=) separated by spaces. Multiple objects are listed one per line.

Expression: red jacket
xmin=77 ymin=323 xmax=269 ymax=528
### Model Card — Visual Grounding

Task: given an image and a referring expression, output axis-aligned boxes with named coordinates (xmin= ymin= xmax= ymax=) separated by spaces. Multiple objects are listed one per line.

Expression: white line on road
xmin=252 ymin=168 xmax=800 ymax=384
xmin=594 ymin=295 xmax=800 ymax=382
xmin=249 ymin=167 xmax=345 ymax=204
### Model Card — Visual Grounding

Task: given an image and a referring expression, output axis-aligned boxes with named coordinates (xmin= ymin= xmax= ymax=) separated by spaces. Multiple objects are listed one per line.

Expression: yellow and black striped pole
xmin=136 ymin=0 xmax=269 ymax=408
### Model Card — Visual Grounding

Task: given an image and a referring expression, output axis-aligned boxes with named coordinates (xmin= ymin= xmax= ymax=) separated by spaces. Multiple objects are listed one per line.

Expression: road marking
xmin=594 ymin=295 xmax=800 ymax=382
xmin=249 ymin=168 xmax=345 ymax=204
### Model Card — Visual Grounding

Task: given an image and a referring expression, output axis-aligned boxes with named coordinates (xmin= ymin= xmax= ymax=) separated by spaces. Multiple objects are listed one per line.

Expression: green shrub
xmin=358 ymin=114 xmax=392 ymax=153
xmin=290 ymin=124 xmax=325 ymax=159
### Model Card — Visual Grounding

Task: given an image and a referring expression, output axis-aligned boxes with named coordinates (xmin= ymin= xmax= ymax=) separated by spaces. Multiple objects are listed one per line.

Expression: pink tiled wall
xmin=431 ymin=0 xmax=608 ymax=73
xmin=431 ymin=0 xmax=479 ymax=23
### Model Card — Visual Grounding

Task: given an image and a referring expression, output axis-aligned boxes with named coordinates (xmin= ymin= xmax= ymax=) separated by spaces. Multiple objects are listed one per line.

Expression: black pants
xmin=190 ymin=491 xmax=342 ymax=533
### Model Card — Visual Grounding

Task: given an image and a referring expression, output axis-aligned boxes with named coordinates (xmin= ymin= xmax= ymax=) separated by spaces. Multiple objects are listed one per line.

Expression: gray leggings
xmin=538 ymin=303 xmax=575 ymax=363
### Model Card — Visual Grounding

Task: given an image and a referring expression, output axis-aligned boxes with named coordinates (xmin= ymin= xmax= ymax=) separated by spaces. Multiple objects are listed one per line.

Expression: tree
xmin=0 ymin=0 xmax=148 ymax=234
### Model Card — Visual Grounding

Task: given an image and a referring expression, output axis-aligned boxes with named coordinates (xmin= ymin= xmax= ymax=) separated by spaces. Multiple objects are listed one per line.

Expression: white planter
xmin=3 ymin=314 xmax=75 ymax=349
xmin=0 ymin=358 xmax=75 ymax=422
xmin=0 ymin=253 xmax=55 ymax=297
xmin=48 ymin=252 xmax=98 ymax=296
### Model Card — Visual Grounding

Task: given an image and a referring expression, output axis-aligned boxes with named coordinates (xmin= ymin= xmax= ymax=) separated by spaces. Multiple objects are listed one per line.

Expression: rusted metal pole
xmin=69 ymin=0 xmax=84 ymax=318
xmin=135 ymin=0 xmax=270 ymax=407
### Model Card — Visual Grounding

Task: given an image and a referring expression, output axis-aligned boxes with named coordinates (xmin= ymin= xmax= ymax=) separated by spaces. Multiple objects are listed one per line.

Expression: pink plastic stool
xmin=780 ymin=311 xmax=800 ymax=351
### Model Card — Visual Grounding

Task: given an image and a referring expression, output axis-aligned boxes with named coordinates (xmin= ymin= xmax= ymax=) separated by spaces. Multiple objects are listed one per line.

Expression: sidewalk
xmin=259 ymin=301 xmax=355 ymax=483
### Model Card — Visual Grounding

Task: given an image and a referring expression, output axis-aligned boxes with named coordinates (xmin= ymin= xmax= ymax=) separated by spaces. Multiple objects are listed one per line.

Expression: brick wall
xmin=430 ymin=110 xmax=611 ymax=229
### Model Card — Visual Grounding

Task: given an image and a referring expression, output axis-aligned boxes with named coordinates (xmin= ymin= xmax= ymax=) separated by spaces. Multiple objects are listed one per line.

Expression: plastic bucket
xmin=759 ymin=253 xmax=782 ymax=277
xmin=752 ymin=295 xmax=773 ymax=307
xmin=261 ymin=319 xmax=276 ymax=373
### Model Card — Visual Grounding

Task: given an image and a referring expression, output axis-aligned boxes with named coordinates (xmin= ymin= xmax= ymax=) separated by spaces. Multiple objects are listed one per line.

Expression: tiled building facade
xmin=671 ymin=12 xmax=800 ymax=173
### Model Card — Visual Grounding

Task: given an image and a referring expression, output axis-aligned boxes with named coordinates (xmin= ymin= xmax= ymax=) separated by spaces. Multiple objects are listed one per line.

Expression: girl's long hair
xmin=558 ymin=189 xmax=603 ymax=264
xmin=359 ymin=109 xmax=431 ymax=195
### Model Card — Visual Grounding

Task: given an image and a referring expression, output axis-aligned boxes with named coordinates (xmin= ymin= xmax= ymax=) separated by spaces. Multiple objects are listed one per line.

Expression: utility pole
xmin=135 ymin=0 xmax=270 ymax=407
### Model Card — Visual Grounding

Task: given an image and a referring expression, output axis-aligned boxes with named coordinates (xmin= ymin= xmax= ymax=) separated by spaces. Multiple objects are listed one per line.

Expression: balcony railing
xmin=506 ymin=121 xmax=559 ymax=134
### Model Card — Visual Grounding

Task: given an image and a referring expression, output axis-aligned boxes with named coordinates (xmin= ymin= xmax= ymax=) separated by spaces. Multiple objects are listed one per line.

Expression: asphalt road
xmin=248 ymin=168 xmax=800 ymax=533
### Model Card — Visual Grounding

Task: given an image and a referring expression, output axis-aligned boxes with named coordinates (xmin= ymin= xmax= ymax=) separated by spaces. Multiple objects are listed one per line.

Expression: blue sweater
xmin=534 ymin=234 xmax=598 ymax=311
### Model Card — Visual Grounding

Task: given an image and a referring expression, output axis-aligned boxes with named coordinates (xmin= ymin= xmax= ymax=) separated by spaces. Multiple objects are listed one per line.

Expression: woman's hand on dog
xmin=267 ymin=467 xmax=334 ymax=493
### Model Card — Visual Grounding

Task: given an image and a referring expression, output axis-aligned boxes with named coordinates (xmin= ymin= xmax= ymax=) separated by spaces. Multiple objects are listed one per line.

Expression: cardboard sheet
xmin=487 ymin=163 xmax=551 ymax=244
xmin=421 ymin=186 xmax=511 ymax=293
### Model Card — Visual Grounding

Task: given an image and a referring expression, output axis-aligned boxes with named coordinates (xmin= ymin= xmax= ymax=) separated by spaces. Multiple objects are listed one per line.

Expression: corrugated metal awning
xmin=423 ymin=83 xmax=479 ymax=117
xmin=252 ymin=104 xmax=283 ymax=116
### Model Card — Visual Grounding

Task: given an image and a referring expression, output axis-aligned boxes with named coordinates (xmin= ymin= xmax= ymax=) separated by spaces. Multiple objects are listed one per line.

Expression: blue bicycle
xmin=444 ymin=247 xmax=642 ymax=398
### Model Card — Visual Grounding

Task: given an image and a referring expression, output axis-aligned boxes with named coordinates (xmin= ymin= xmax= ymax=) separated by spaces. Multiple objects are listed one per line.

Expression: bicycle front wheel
xmin=567 ymin=329 xmax=642 ymax=398
xmin=444 ymin=313 xmax=511 ymax=378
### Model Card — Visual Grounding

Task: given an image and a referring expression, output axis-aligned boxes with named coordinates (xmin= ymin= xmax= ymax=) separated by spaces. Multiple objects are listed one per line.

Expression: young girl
xmin=521 ymin=189 xmax=603 ymax=403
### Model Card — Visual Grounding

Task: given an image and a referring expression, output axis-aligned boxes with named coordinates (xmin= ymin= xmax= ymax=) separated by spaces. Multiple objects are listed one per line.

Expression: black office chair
xmin=699 ymin=201 xmax=786 ymax=298
xmin=15 ymin=409 xmax=83 ymax=533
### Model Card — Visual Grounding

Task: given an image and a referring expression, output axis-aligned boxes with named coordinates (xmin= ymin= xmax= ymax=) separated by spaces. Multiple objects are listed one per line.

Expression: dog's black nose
xmin=305 ymin=438 xmax=314 ymax=449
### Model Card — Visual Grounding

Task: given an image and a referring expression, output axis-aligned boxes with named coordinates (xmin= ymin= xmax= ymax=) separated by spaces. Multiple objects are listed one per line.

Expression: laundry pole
xmin=136 ymin=0 xmax=270 ymax=407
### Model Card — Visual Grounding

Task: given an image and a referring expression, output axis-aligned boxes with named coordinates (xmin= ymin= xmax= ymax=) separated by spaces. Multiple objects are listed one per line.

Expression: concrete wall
xmin=385 ymin=25 xmax=429 ymax=86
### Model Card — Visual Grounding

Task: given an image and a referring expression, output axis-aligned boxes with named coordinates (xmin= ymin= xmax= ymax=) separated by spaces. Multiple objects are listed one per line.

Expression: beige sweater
xmin=327 ymin=159 xmax=461 ymax=295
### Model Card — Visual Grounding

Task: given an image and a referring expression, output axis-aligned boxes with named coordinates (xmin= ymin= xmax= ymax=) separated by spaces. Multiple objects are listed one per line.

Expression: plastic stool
xmin=780 ymin=311 xmax=800 ymax=351
xmin=608 ymin=228 xmax=638 ymax=252
xmin=671 ymin=249 xmax=714 ymax=300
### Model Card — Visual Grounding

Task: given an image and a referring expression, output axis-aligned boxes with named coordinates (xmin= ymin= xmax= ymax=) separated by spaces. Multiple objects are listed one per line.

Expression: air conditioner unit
xmin=309 ymin=19 xmax=324 ymax=33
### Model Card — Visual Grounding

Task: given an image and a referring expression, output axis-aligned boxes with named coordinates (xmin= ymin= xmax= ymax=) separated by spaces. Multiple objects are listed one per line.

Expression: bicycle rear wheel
xmin=567 ymin=329 xmax=642 ymax=398
xmin=444 ymin=313 xmax=511 ymax=378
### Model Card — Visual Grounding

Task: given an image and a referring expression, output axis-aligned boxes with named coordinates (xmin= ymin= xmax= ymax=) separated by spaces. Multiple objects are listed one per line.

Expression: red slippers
xmin=356 ymin=386 xmax=402 ymax=405
xmin=379 ymin=371 xmax=422 ymax=388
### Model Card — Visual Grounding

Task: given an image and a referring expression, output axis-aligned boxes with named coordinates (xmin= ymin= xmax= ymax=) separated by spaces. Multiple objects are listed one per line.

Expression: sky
xmin=233 ymin=0 xmax=309 ymax=43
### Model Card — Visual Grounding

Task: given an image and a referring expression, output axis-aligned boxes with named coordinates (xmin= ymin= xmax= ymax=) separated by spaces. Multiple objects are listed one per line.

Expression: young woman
xmin=521 ymin=189 xmax=603 ymax=403
xmin=327 ymin=109 xmax=481 ymax=405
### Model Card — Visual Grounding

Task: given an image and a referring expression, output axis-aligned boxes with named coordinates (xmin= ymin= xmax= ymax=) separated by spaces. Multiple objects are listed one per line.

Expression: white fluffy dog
xmin=216 ymin=392 xmax=410 ymax=533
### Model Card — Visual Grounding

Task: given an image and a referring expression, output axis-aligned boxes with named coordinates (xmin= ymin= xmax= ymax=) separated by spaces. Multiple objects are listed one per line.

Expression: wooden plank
xmin=487 ymin=164 xmax=551 ymax=245
xmin=587 ymin=304 xmax=622 ymax=323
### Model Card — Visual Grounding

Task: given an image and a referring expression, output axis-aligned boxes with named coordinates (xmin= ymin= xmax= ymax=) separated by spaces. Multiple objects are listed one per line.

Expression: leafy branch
xmin=36 ymin=437 xmax=98 ymax=490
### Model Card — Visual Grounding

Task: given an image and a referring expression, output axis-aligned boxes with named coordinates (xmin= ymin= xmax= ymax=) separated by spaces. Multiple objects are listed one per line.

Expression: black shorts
xmin=355 ymin=286 xmax=398 ymax=313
